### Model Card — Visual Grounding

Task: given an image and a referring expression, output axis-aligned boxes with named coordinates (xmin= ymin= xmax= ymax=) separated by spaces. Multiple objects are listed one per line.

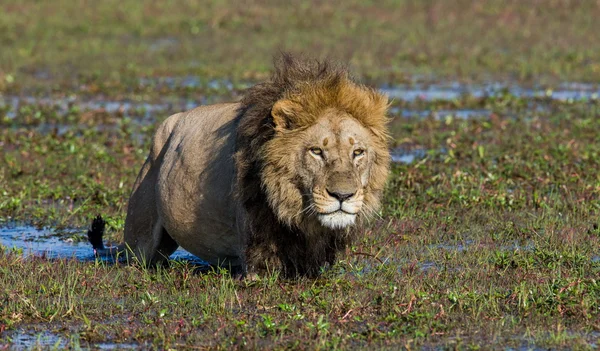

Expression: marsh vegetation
xmin=1 ymin=1 xmax=599 ymax=349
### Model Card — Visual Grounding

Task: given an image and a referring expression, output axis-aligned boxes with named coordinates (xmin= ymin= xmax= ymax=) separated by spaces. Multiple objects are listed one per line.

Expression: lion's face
xmin=297 ymin=109 xmax=374 ymax=229
xmin=263 ymin=105 xmax=389 ymax=231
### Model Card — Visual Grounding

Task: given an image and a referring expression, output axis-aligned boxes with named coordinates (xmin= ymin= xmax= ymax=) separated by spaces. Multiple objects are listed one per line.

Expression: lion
xmin=88 ymin=53 xmax=390 ymax=277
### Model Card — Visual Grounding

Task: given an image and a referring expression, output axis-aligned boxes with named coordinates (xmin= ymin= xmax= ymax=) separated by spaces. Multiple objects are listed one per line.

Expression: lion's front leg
xmin=275 ymin=234 xmax=331 ymax=278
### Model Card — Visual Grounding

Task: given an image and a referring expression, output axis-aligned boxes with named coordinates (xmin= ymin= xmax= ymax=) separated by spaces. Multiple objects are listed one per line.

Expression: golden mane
xmin=238 ymin=53 xmax=388 ymax=134
xmin=233 ymin=53 xmax=390 ymax=276
xmin=235 ymin=53 xmax=389 ymax=201
xmin=275 ymin=73 xmax=389 ymax=136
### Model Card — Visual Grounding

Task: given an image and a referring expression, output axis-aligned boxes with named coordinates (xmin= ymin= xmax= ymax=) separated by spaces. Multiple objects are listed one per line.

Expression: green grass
xmin=1 ymin=1 xmax=600 ymax=349
xmin=2 ymin=0 xmax=600 ymax=95
xmin=1 ymin=93 xmax=599 ymax=349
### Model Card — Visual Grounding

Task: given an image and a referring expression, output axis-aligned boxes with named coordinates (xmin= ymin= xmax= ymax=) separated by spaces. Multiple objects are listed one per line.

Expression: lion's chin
xmin=317 ymin=211 xmax=357 ymax=230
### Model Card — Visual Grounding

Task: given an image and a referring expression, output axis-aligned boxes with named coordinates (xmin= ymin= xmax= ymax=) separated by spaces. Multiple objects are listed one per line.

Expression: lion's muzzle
xmin=314 ymin=171 xmax=363 ymax=229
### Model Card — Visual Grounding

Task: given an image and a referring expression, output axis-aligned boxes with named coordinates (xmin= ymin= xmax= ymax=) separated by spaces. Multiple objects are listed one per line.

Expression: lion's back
xmin=155 ymin=102 xmax=244 ymax=265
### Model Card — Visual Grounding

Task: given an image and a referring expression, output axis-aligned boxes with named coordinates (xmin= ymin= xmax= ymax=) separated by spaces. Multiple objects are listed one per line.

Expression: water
xmin=390 ymin=147 xmax=430 ymax=164
xmin=381 ymin=81 xmax=600 ymax=101
xmin=390 ymin=147 xmax=450 ymax=164
xmin=428 ymin=240 xmax=473 ymax=252
xmin=1 ymin=80 xmax=598 ymax=122
xmin=148 ymin=37 xmax=179 ymax=53
xmin=0 ymin=95 xmax=200 ymax=121
xmin=5 ymin=330 xmax=140 ymax=350
xmin=0 ymin=225 xmax=208 ymax=266
xmin=2 ymin=97 xmax=494 ymax=124
xmin=7 ymin=331 xmax=69 ymax=350
xmin=0 ymin=225 xmax=208 ymax=350
xmin=0 ymin=226 xmax=89 ymax=260
xmin=135 ymin=78 xmax=600 ymax=101
xmin=390 ymin=107 xmax=493 ymax=120
xmin=137 ymin=77 xmax=239 ymax=91
xmin=137 ymin=77 xmax=600 ymax=102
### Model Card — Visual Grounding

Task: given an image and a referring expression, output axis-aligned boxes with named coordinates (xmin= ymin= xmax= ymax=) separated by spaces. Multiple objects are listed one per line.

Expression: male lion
xmin=89 ymin=54 xmax=390 ymax=277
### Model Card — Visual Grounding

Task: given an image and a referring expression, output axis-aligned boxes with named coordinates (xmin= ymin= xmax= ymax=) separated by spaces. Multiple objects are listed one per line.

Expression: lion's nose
xmin=326 ymin=189 xmax=355 ymax=202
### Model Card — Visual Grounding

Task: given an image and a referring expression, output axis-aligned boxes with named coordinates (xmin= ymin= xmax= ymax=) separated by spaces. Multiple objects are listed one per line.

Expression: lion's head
xmin=235 ymin=53 xmax=389 ymax=276
xmin=264 ymin=81 xmax=389 ymax=230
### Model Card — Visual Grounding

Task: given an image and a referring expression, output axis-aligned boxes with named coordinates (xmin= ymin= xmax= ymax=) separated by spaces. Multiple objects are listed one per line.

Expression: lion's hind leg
xmin=145 ymin=219 xmax=179 ymax=266
xmin=88 ymin=215 xmax=177 ymax=265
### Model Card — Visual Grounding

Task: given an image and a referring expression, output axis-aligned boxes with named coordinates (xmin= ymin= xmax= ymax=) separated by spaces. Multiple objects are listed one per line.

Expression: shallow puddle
xmin=0 ymin=225 xmax=89 ymax=260
xmin=381 ymin=82 xmax=600 ymax=101
xmin=6 ymin=330 xmax=69 ymax=350
xmin=4 ymin=329 xmax=139 ymax=350
xmin=390 ymin=147 xmax=430 ymax=164
xmin=0 ymin=95 xmax=200 ymax=121
xmin=390 ymin=107 xmax=493 ymax=120
xmin=2 ymin=97 xmax=494 ymax=124
xmin=1 ymin=80 xmax=598 ymax=124
xmin=0 ymin=225 xmax=208 ymax=266
xmin=138 ymin=77 xmax=240 ymax=91
xmin=136 ymin=77 xmax=600 ymax=103
xmin=390 ymin=147 xmax=449 ymax=164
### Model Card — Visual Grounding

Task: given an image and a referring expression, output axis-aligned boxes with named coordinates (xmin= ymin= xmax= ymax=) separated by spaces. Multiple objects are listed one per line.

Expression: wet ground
xmin=5 ymin=328 xmax=598 ymax=351
xmin=2 ymin=80 xmax=598 ymax=119
xmin=381 ymin=81 xmax=600 ymax=102
xmin=2 ymin=80 xmax=598 ymax=158
xmin=0 ymin=225 xmax=208 ymax=266
xmin=2 ymin=79 xmax=600 ymax=350
xmin=3 ymin=2 xmax=600 ymax=348
xmin=2 ymin=78 xmax=598 ymax=263
xmin=7 ymin=330 xmax=140 ymax=350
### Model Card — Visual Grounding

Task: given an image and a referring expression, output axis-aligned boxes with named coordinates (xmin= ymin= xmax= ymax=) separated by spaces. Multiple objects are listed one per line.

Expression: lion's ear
xmin=272 ymin=99 xmax=300 ymax=131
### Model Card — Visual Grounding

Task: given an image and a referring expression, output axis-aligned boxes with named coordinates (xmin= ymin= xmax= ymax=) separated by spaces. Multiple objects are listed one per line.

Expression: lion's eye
xmin=310 ymin=147 xmax=323 ymax=156
xmin=353 ymin=149 xmax=365 ymax=157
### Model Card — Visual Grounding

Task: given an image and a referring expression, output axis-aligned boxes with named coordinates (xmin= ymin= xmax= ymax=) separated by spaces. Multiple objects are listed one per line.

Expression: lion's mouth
xmin=319 ymin=209 xmax=357 ymax=216
xmin=315 ymin=199 xmax=362 ymax=216
xmin=317 ymin=210 xmax=357 ymax=229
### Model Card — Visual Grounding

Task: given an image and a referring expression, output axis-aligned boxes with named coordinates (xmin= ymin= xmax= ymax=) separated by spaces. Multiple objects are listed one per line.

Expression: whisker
xmin=360 ymin=203 xmax=382 ymax=221
xmin=293 ymin=203 xmax=318 ymax=222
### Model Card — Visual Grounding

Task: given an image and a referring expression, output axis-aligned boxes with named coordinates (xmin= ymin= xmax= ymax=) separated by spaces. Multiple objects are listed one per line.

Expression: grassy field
xmin=2 ymin=0 xmax=600 ymax=93
xmin=2 ymin=1 xmax=600 ymax=350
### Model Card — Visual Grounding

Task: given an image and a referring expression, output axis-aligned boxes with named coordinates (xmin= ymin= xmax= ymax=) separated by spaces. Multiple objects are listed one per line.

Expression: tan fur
xmin=261 ymin=78 xmax=390 ymax=228
xmin=92 ymin=54 xmax=390 ymax=277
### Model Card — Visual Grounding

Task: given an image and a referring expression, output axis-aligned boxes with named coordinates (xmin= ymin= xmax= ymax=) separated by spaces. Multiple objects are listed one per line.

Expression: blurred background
xmin=1 ymin=0 xmax=600 ymax=94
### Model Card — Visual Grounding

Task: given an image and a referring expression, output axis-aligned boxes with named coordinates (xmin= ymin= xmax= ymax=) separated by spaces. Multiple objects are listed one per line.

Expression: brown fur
xmin=234 ymin=53 xmax=390 ymax=277
xmin=89 ymin=53 xmax=389 ymax=278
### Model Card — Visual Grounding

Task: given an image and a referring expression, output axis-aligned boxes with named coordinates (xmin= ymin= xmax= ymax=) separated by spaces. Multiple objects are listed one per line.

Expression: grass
xmin=1 ymin=1 xmax=600 ymax=349
xmin=1 ymin=92 xmax=599 ymax=349
xmin=2 ymin=0 xmax=600 ymax=95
